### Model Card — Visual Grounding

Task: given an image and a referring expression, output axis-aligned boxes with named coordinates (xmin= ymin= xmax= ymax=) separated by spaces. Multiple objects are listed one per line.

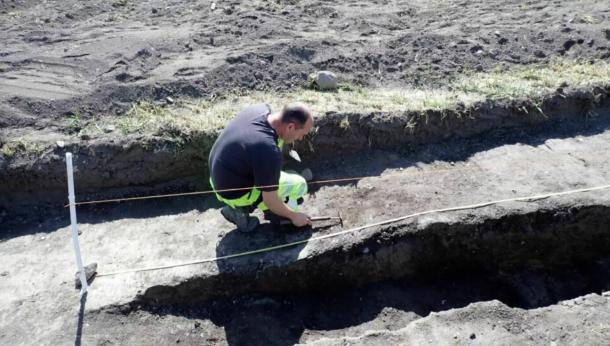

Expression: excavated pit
xmin=95 ymin=203 xmax=610 ymax=346
xmin=135 ymin=204 xmax=610 ymax=307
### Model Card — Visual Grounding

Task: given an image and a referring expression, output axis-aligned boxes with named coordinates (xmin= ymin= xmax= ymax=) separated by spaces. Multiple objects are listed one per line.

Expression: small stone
xmin=210 ymin=2 xmax=216 ymax=10
xmin=498 ymin=37 xmax=508 ymax=45
xmin=166 ymin=96 xmax=175 ymax=104
xmin=362 ymin=247 xmax=370 ymax=254
xmin=563 ymin=39 xmax=576 ymax=51
xmin=534 ymin=50 xmax=547 ymax=58
xmin=0 ymin=271 xmax=8 ymax=277
xmin=194 ymin=321 xmax=201 ymax=328
xmin=103 ymin=125 xmax=115 ymax=133
xmin=470 ymin=45 xmax=484 ymax=54
xmin=56 ymin=140 xmax=65 ymax=148
xmin=470 ymin=333 xmax=476 ymax=339
xmin=151 ymin=8 xmax=158 ymax=14
xmin=311 ymin=71 xmax=337 ymax=90
xmin=75 ymin=262 xmax=98 ymax=289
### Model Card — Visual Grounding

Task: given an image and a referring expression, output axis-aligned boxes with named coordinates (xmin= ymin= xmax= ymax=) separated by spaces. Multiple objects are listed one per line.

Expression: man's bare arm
xmin=262 ymin=191 xmax=311 ymax=227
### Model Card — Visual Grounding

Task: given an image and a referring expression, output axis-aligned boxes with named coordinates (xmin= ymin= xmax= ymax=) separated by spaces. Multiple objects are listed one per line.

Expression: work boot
xmin=221 ymin=206 xmax=259 ymax=233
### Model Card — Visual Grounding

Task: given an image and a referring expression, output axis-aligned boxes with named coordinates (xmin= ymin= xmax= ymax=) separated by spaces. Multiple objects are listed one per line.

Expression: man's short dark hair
xmin=280 ymin=104 xmax=311 ymax=128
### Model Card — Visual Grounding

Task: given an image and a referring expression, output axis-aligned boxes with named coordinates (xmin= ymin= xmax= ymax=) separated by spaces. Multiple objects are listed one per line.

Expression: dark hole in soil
xmin=131 ymin=258 xmax=609 ymax=346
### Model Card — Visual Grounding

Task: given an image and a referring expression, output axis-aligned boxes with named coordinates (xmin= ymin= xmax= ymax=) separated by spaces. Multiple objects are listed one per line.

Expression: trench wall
xmin=138 ymin=204 xmax=610 ymax=306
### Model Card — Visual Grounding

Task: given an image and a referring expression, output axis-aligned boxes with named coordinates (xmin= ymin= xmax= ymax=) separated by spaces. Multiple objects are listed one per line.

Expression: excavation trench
xmin=2 ymin=84 xmax=609 ymax=229
xmin=95 ymin=201 xmax=610 ymax=344
xmin=133 ymin=203 xmax=610 ymax=309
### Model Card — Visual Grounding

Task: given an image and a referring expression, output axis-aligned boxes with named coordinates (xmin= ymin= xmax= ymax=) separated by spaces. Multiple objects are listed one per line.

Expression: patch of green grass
xmin=1 ymin=143 xmax=16 ymax=158
xmin=454 ymin=59 xmax=610 ymax=101
xmin=1 ymin=139 xmax=45 ymax=159
xmin=93 ymin=59 xmax=610 ymax=137
xmin=117 ymin=101 xmax=165 ymax=134
xmin=339 ymin=117 xmax=350 ymax=131
xmin=67 ymin=111 xmax=81 ymax=132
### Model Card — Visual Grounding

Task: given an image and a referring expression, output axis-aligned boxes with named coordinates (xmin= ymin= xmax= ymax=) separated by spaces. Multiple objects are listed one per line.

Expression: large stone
xmin=311 ymin=71 xmax=337 ymax=90
xmin=75 ymin=262 xmax=98 ymax=289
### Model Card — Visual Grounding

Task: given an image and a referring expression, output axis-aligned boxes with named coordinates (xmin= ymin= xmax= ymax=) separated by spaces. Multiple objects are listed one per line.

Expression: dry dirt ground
xmin=2 ymin=0 xmax=610 ymax=345
xmin=1 ymin=0 xmax=609 ymax=126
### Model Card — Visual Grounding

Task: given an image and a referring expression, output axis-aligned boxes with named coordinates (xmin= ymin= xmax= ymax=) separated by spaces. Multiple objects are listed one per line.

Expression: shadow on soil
xmin=307 ymin=114 xmax=610 ymax=193
xmin=138 ymin=259 xmax=609 ymax=346
xmin=215 ymin=222 xmax=313 ymax=270
xmin=129 ymin=203 xmax=610 ymax=345
xmin=1 ymin=194 xmax=222 ymax=241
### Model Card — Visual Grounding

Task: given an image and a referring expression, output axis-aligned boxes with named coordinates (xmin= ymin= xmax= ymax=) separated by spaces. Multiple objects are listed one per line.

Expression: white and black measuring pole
xmin=66 ymin=152 xmax=88 ymax=295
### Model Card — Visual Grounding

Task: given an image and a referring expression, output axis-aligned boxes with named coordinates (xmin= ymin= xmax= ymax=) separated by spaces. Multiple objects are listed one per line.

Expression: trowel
xmin=280 ymin=212 xmax=344 ymax=228
xmin=288 ymin=148 xmax=301 ymax=162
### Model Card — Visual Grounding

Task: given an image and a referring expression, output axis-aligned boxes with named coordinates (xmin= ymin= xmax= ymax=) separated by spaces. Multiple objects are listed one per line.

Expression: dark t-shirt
xmin=208 ymin=103 xmax=282 ymax=199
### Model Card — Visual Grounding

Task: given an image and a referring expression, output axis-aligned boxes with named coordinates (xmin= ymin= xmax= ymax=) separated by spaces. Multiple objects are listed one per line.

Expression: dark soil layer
xmin=1 ymin=0 xmax=610 ymax=126
xmin=93 ymin=260 xmax=610 ymax=346
xmin=137 ymin=204 xmax=610 ymax=306
xmin=2 ymin=86 xmax=610 ymax=228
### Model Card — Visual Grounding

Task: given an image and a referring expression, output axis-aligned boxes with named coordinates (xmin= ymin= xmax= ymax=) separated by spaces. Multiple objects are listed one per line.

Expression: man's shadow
xmin=213 ymin=221 xmax=313 ymax=345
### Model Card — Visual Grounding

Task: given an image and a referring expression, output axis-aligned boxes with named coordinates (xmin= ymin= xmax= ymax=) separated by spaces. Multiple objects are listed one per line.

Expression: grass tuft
xmin=87 ymin=59 xmax=610 ymax=137
xmin=1 ymin=139 xmax=45 ymax=159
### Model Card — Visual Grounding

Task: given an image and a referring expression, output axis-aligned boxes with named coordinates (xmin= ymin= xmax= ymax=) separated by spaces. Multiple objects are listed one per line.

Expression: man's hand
xmin=290 ymin=212 xmax=312 ymax=227
xmin=262 ymin=191 xmax=311 ymax=227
